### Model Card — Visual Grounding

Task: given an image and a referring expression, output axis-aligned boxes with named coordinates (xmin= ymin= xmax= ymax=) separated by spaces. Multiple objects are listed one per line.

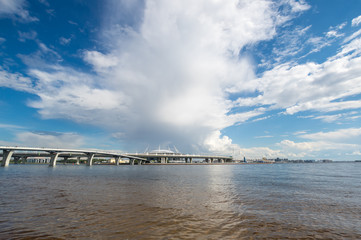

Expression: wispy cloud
xmin=0 ymin=66 xmax=34 ymax=92
xmin=15 ymin=131 xmax=84 ymax=148
xmin=59 ymin=36 xmax=72 ymax=45
xmin=0 ymin=0 xmax=38 ymax=22
xmin=0 ymin=123 xmax=25 ymax=129
xmin=18 ymin=30 xmax=37 ymax=42
xmin=254 ymin=135 xmax=273 ymax=139
xmin=352 ymin=15 xmax=361 ymax=27
xmin=300 ymin=127 xmax=361 ymax=141
xmin=313 ymin=111 xmax=361 ymax=123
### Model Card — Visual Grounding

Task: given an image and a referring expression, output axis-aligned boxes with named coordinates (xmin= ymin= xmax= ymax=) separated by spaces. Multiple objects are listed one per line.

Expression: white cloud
xmin=351 ymin=15 xmax=361 ymax=27
xmin=0 ymin=123 xmax=25 ymax=129
xmin=15 ymin=131 xmax=84 ymax=148
xmin=239 ymin=146 xmax=282 ymax=159
xmin=343 ymin=29 xmax=361 ymax=43
xmin=18 ymin=30 xmax=37 ymax=42
xmin=286 ymin=0 xmax=310 ymax=13
xmin=300 ymin=127 xmax=361 ymax=142
xmin=0 ymin=67 xmax=34 ymax=92
xmin=274 ymin=128 xmax=361 ymax=159
xmin=254 ymin=135 xmax=273 ymax=139
xmin=326 ymin=30 xmax=343 ymax=38
xmin=83 ymin=50 xmax=118 ymax=72
xmin=204 ymin=130 xmax=235 ymax=153
xmin=38 ymin=0 xmax=49 ymax=7
xmin=278 ymin=139 xmax=361 ymax=158
xmin=204 ymin=130 xmax=281 ymax=159
xmin=293 ymin=130 xmax=308 ymax=135
xmin=313 ymin=111 xmax=361 ymax=123
xmin=9 ymin=0 xmax=306 ymax=152
xmin=326 ymin=22 xmax=346 ymax=38
xmin=238 ymin=34 xmax=361 ymax=116
xmin=59 ymin=36 xmax=71 ymax=45
xmin=350 ymin=150 xmax=361 ymax=156
xmin=0 ymin=0 xmax=38 ymax=22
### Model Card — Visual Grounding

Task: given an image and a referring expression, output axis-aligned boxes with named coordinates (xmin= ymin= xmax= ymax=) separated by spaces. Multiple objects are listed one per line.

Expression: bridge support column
xmin=115 ymin=156 xmax=121 ymax=166
xmin=49 ymin=152 xmax=60 ymax=167
xmin=86 ymin=153 xmax=95 ymax=166
xmin=138 ymin=160 xmax=142 ymax=165
xmin=1 ymin=150 xmax=14 ymax=167
xmin=14 ymin=156 xmax=20 ymax=164
xmin=21 ymin=156 xmax=27 ymax=164
xmin=189 ymin=158 xmax=192 ymax=163
xmin=63 ymin=156 xmax=69 ymax=165
xmin=219 ymin=159 xmax=224 ymax=163
xmin=76 ymin=157 xmax=80 ymax=165
xmin=129 ymin=159 xmax=134 ymax=165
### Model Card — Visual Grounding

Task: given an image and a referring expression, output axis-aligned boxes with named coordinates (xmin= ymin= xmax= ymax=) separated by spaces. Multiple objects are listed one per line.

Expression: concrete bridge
xmin=129 ymin=152 xmax=233 ymax=164
xmin=0 ymin=146 xmax=146 ymax=167
xmin=0 ymin=146 xmax=233 ymax=167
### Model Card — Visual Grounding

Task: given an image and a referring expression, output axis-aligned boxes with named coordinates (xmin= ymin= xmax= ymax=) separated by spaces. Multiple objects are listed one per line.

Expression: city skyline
xmin=1 ymin=0 xmax=361 ymax=160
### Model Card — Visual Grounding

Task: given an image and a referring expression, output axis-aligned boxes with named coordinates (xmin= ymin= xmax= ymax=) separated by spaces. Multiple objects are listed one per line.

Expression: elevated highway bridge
xmin=0 ymin=146 xmax=146 ymax=167
xmin=0 ymin=146 xmax=233 ymax=167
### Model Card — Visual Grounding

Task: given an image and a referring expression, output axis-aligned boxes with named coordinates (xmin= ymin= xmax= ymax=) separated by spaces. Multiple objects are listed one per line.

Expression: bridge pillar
xmin=1 ymin=150 xmax=14 ymax=167
xmin=185 ymin=157 xmax=192 ymax=163
xmin=138 ymin=160 xmax=142 ymax=165
xmin=115 ymin=156 xmax=121 ymax=166
xmin=160 ymin=157 xmax=167 ymax=164
xmin=63 ymin=156 xmax=69 ymax=165
xmin=49 ymin=152 xmax=60 ymax=167
xmin=219 ymin=159 xmax=224 ymax=163
xmin=86 ymin=153 xmax=95 ymax=166
xmin=21 ymin=156 xmax=27 ymax=164
xmin=14 ymin=156 xmax=20 ymax=164
xmin=76 ymin=157 xmax=80 ymax=165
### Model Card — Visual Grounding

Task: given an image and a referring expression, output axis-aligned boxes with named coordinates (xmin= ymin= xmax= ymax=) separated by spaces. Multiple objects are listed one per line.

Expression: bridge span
xmin=0 ymin=146 xmax=233 ymax=167
xmin=0 ymin=146 xmax=146 ymax=167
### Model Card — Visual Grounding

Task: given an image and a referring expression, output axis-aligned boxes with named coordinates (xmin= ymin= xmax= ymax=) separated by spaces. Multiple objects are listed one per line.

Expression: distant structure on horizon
xmin=130 ymin=146 xmax=232 ymax=164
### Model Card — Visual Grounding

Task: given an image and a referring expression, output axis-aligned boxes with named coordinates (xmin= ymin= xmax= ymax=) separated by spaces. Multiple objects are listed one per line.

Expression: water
xmin=0 ymin=163 xmax=360 ymax=239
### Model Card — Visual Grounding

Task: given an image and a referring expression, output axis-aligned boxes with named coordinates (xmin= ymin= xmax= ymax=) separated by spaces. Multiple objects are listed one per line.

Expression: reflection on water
xmin=0 ymin=163 xmax=360 ymax=239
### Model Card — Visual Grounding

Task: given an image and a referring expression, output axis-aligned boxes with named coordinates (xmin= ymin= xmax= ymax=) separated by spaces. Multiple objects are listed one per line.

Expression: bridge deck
xmin=1 ymin=146 xmax=233 ymax=167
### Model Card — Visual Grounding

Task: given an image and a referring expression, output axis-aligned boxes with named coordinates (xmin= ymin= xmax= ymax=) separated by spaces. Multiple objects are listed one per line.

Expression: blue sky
xmin=1 ymin=0 xmax=361 ymax=160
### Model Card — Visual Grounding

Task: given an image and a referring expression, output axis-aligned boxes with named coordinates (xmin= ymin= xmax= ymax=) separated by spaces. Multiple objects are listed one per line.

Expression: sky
xmin=1 ymin=0 xmax=361 ymax=160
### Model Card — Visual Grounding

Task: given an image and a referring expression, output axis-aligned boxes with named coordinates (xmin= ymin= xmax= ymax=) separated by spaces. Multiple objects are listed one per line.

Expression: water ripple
xmin=0 ymin=163 xmax=360 ymax=239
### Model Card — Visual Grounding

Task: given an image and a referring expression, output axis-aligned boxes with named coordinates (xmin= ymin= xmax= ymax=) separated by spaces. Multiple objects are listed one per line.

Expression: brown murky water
xmin=1 ymin=163 xmax=360 ymax=239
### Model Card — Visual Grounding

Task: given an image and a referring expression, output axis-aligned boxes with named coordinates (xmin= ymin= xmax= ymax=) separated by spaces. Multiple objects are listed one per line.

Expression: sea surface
xmin=0 ymin=163 xmax=360 ymax=239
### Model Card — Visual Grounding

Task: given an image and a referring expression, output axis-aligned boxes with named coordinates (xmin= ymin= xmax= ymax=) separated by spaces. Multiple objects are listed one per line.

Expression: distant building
xmin=27 ymin=157 xmax=50 ymax=164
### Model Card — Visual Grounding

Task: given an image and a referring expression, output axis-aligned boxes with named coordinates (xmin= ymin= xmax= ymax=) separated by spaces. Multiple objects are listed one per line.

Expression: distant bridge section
xmin=129 ymin=152 xmax=233 ymax=164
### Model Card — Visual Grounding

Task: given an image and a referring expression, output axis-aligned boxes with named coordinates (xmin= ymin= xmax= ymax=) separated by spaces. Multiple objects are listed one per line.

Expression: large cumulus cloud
xmin=23 ymin=0 xmax=306 ymax=152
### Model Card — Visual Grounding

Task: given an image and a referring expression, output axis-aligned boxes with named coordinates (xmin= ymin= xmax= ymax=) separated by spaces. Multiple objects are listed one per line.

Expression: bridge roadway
xmin=0 ymin=146 xmax=146 ymax=167
xmin=0 ymin=146 xmax=233 ymax=167
xmin=130 ymin=152 xmax=233 ymax=164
